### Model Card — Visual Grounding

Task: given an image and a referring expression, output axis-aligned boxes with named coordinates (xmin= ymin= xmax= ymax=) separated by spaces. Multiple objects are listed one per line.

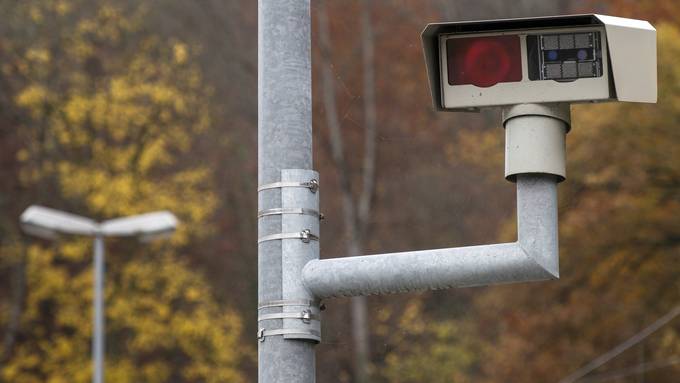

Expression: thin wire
xmin=558 ymin=305 xmax=680 ymax=383
xmin=578 ymin=356 xmax=680 ymax=383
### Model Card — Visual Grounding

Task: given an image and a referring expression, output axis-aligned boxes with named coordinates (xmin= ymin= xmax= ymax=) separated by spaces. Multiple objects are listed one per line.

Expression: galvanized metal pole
xmin=93 ymin=235 xmax=105 ymax=383
xmin=258 ymin=1 xmax=315 ymax=382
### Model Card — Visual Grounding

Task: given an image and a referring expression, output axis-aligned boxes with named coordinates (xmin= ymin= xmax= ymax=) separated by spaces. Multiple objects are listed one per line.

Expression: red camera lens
xmin=447 ymin=35 xmax=522 ymax=87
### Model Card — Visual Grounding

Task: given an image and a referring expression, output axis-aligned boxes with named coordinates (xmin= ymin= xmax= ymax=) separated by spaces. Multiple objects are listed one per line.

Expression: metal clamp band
xmin=258 ymin=179 xmax=319 ymax=193
xmin=258 ymin=299 xmax=317 ymax=310
xmin=258 ymin=328 xmax=321 ymax=342
xmin=258 ymin=229 xmax=319 ymax=244
xmin=257 ymin=208 xmax=323 ymax=220
xmin=258 ymin=310 xmax=318 ymax=323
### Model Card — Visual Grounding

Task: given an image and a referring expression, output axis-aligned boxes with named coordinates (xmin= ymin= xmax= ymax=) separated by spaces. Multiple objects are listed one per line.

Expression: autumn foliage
xmin=0 ymin=1 xmax=247 ymax=382
xmin=0 ymin=0 xmax=678 ymax=382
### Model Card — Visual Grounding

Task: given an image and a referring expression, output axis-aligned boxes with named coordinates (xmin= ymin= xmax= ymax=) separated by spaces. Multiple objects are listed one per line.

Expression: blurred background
xmin=0 ymin=0 xmax=678 ymax=382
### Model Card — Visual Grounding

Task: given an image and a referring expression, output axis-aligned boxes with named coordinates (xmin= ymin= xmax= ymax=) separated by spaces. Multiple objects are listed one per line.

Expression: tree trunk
xmin=318 ymin=1 xmax=378 ymax=381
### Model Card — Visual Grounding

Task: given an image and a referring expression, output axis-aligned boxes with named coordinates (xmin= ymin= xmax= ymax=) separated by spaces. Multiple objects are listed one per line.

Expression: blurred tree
xmin=316 ymin=0 xmax=378 ymax=381
xmin=376 ymin=299 xmax=478 ymax=383
xmin=0 ymin=1 xmax=248 ymax=382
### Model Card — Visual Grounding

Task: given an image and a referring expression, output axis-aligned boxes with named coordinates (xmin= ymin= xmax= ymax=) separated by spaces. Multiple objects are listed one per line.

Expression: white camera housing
xmin=421 ymin=14 xmax=657 ymax=111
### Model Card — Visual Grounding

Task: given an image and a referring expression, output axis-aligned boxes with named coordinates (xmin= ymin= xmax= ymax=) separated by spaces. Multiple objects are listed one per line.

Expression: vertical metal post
xmin=258 ymin=0 xmax=315 ymax=382
xmin=93 ymin=235 xmax=105 ymax=383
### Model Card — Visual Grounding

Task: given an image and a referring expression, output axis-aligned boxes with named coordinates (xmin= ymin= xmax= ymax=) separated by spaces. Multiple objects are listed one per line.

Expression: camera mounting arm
xmin=302 ymin=105 xmax=566 ymax=298
xmin=302 ymin=173 xmax=558 ymax=298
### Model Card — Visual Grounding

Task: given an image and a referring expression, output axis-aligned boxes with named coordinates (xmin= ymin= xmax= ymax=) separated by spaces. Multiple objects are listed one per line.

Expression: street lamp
xmin=20 ymin=205 xmax=178 ymax=383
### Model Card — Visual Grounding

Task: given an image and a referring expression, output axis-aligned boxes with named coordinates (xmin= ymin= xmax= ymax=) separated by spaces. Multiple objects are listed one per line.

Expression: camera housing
xmin=422 ymin=14 xmax=657 ymax=111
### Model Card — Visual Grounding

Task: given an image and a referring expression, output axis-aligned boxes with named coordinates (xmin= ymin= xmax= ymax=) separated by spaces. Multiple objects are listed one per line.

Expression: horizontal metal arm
xmin=301 ymin=242 xmax=552 ymax=298
xmin=301 ymin=174 xmax=559 ymax=299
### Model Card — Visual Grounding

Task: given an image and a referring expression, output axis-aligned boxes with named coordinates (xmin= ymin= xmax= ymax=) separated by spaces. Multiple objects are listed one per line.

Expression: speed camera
xmin=421 ymin=14 xmax=657 ymax=110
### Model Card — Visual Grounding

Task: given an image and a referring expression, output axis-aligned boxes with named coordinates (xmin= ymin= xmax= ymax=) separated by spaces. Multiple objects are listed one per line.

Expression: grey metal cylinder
xmin=93 ymin=236 xmax=105 ymax=383
xmin=516 ymin=174 xmax=559 ymax=277
xmin=503 ymin=103 xmax=570 ymax=182
xmin=258 ymin=0 xmax=316 ymax=382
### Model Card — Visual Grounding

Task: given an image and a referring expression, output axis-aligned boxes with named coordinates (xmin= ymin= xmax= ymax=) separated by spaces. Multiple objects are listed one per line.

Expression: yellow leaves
xmin=15 ymin=84 xmax=51 ymax=117
xmin=25 ymin=0 xmax=73 ymax=21
xmin=54 ymin=0 xmax=71 ymax=16
xmin=184 ymin=286 xmax=201 ymax=302
xmin=109 ymin=77 xmax=131 ymax=100
xmin=380 ymin=311 xmax=477 ymax=383
xmin=69 ymin=4 xmax=134 ymax=58
xmin=398 ymin=299 xmax=425 ymax=335
xmin=140 ymin=361 xmax=171 ymax=383
xmin=51 ymin=336 xmax=75 ymax=363
xmin=186 ymin=68 xmax=203 ymax=89
xmin=107 ymin=360 xmax=136 ymax=383
xmin=148 ymin=84 xmax=177 ymax=105
xmin=66 ymin=38 xmax=94 ymax=60
xmin=3 ymin=1 xmax=245 ymax=381
xmin=4 ymin=243 xmax=249 ymax=382
xmin=58 ymin=240 xmax=91 ymax=262
xmin=56 ymin=123 xmax=91 ymax=148
xmin=174 ymin=309 xmax=246 ymax=383
xmin=374 ymin=306 xmax=392 ymax=336
xmin=173 ymin=42 xmax=188 ymax=64
xmin=62 ymin=95 xmax=91 ymax=126
xmin=98 ymin=4 xmax=120 ymax=20
xmin=94 ymin=5 xmax=124 ymax=43
xmin=58 ymin=162 xmax=104 ymax=200
xmin=138 ymin=137 xmax=172 ymax=172
xmin=1 ymin=349 xmax=42 ymax=382
xmin=126 ymin=303 xmax=174 ymax=351
xmin=375 ymin=298 xmax=478 ymax=382
xmin=29 ymin=5 xmax=44 ymax=23
xmin=26 ymin=48 xmax=51 ymax=64
xmin=658 ymin=328 xmax=680 ymax=355
xmin=91 ymin=174 xmax=136 ymax=210
xmin=75 ymin=18 xmax=98 ymax=36
xmin=58 ymin=163 xmax=216 ymax=243
xmin=105 ymin=256 xmax=247 ymax=382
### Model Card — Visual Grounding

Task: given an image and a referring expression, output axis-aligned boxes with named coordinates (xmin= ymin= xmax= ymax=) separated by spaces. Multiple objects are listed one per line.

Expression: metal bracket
xmin=502 ymin=103 xmax=571 ymax=131
xmin=258 ymin=169 xmax=322 ymax=343
xmin=258 ymin=299 xmax=318 ymax=310
xmin=257 ymin=328 xmax=321 ymax=342
xmin=258 ymin=208 xmax=323 ymax=220
xmin=258 ymin=310 xmax=317 ymax=323
xmin=258 ymin=229 xmax=319 ymax=244
xmin=258 ymin=179 xmax=319 ymax=193
xmin=257 ymin=299 xmax=321 ymax=342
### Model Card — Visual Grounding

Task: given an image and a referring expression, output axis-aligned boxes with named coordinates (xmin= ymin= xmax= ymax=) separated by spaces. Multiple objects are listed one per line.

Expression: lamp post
xmin=19 ymin=205 xmax=178 ymax=383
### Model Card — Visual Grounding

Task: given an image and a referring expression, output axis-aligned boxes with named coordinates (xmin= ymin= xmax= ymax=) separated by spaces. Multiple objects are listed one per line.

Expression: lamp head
xmin=100 ymin=211 xmax=178 ymax=241
xmin=20 ymin=205 xmax=98 ymax=239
